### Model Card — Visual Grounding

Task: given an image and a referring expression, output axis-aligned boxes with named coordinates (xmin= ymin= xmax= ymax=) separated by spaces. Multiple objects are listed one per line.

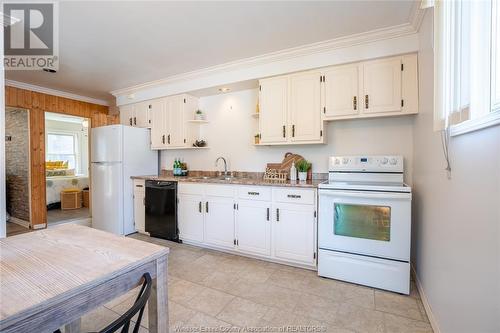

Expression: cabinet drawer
xmin=273 ymin=188 xmax=315 ymax=205
xmin=205 ymin=184 xmax=236 ymax=198
xmin=133 ymin=179 xmax=145 ymax=193
xmin=238 ymin=186 xmax=271 ymax=201
xmin=178 ymin=183 xmax=204 ymax=195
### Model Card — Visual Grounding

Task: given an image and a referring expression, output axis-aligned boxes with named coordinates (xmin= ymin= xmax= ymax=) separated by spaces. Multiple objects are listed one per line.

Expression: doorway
xmin=45 ymin=112 xmax=91 ymax=225
xmin=5 ymin=107 xmax=31 ymax=236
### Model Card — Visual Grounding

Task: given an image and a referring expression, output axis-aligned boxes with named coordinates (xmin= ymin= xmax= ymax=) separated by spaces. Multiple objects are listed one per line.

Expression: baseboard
xmin=32 ymin=223 xmax=46 ymax=229
xmin=411 ymin=265 xmax=441 ymax=333
xmin=8 ymin=217 xmax=30 ymax=228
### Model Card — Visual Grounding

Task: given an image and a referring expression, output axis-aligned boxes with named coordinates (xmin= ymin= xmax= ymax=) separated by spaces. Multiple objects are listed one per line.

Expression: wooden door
xmin=178 ymin=194 xmax=204 ymax=243
xmin=362 ymin=57 xmax=402 ymax=114
xmin=204 ymin=195 xmax=235 ymax=249
xmin=289 ymin=71 xmax=322 ymax=142
xmin=259 ymin=77 xmax=289 ymax=144
xmin=273 ymin=203 xmax=315 ymax=265
xmin=236 ymin=200 xmax=271 ymax=256
xmin=323 ymin=64 xmax=360 ymax=118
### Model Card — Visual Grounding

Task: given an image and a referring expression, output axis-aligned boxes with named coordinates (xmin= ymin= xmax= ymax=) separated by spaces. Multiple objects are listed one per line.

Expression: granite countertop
xmin=131 ymin=173 xmax=326 ymax=188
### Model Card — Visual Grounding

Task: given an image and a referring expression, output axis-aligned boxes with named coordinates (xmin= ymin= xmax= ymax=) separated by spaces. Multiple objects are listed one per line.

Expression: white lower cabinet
xmin=273 ymin=203 xmax=316 ymax=266
xmin=133 ymin=180 xmax=146 ymax=233
xmin=177 ymin=183 xmax=316 ymax=268
xmin=236 ymin=200 xmax=271 ymax=256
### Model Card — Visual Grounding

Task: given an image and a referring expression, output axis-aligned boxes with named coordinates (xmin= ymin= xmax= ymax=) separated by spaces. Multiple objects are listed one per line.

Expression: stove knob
xmin=334 ymin=158 xmax=340 ymax=165
xmin=381 ymin=157 xmax=388 ymax=165
xmin=342 ymin=157 xmax=349 ymax=164
xmin=390 ymin=158 xmax=398 ymax=165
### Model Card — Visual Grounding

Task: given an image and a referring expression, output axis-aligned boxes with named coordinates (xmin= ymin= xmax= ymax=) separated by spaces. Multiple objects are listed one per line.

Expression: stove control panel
xmin=329 ymin=155 xmax=404 ymax=173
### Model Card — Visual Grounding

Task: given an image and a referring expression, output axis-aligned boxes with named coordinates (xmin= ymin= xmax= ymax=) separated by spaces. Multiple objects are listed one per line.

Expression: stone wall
xmin=5 ymin=108 xmax=30 ymax=222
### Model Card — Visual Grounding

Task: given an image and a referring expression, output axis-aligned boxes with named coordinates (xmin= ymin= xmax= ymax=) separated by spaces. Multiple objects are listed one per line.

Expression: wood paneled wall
xmin=5 ymin=86 xmax=119 ymax=228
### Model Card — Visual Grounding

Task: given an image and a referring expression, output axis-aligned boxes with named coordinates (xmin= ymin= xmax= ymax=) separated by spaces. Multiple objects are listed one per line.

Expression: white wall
xmin=161 ymin=88 xmax=415 ymax=184
xmin=413 ymin=11 xmax=500 ymax=333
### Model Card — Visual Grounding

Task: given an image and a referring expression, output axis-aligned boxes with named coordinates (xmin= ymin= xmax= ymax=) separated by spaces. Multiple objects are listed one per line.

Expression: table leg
xmin=148 ymin=255 xmax=168 ymax=333
xmin=64 ymin=318 xmax=81 ymax=333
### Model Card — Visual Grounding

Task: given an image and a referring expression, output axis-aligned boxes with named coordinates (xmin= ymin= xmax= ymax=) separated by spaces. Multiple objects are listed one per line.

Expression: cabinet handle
xmin=287 ymin=194 xmax=301 ymax=199
xmin=134 ymin=117 xmax=137 ymax=125
xmin=282 ymin=125 xmax=286 ymax=138
xmin=129 ymin=118 xmax=133 ymax=126
xmin=353 ymin=96 xmax=357 ymax=110
xmin=135 ymin=184 xmax=143 ymax=188
xmin=199 ymin=201 xmax=202 ymax=213
xmin=292 ymin=125 xmax=295 ymax=137
xmin=168 ymin=134 xmax=171 ymax=144
xmin=162 ymin=135 xmax=165 ymax=144
xmin=276 ymin=208 xmax=279 ymax=222
xmin=247 ymin=191 xmax=259 ymax=196
xmin=267 ymin=207 xmax=270 ymax=221
xmin=206 ymin=201 xmax=209 ymax=213
xmin=365 ymin=95 xmax=369 ymax=109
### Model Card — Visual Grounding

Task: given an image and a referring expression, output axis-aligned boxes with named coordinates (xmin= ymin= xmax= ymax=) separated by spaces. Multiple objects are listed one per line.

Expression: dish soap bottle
xmin=290 ymin=161 xmax=297 ymax=182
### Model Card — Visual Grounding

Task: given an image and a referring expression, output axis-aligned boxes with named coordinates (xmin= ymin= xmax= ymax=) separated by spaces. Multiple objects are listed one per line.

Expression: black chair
xmin=55 ymin=272 xmax=152 ymax=333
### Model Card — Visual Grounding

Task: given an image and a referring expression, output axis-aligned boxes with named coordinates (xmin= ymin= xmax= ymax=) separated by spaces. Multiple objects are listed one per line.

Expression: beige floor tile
xmin=267 ymin=269 xmax=308 ymax=291
xmin=245 ymin=283 xmax=302 ymax=310
xmin=238 ymin=265 xmax=276 ymax=283
xmin=182 ymin=287 xmax=235 ymax=316
xmin=383 ymin=313 xmax=434 ymax=333
xmin=184 ymin=311 xmax=232 ymax=328
xmin=173 ymin=265 xmax=214 ymax=283
xmin=200 ymin=271 xmax=241 ymax=292
xmin=169 ymin=301 xmax=196 ymax=327
xmin=375 ymin=290 xmax=423 ymax=321
xmin=334 ymin=303 xmax=385 ymax=333
xmin=216 ymin=297 xmax=271 ymax=326
xmin=293 ymin=292 xmax=341 ymax=324
xmin=168 ymin=279 xmax=205 ymax=303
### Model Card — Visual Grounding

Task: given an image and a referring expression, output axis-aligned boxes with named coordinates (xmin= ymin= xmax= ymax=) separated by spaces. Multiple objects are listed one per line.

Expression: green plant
xmin=195 ymin=109 xmax=203 ymax=114
xmin=296 ymin=159 xmax=311 ymax=172
xmin=254 ymin=134 xmax=260 ymax=138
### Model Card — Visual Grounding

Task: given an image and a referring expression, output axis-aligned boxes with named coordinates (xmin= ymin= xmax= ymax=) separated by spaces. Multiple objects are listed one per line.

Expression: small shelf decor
xmin=194 ymin=109 xmax=205 ymax=120
xmin=254 ymin=134 xmax=260 ymax=144
xmin=263 ymin=168 xmax=288 ymax=181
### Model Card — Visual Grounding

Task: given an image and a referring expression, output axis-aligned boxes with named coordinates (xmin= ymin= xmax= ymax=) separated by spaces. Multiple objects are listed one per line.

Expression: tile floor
xmin=79 ymin=234 xmax=432 ymax=333
xmin=47 ymin=207 xmax=90 ymax=224
xmin=6 ymin=222 xmax=30 ymax=236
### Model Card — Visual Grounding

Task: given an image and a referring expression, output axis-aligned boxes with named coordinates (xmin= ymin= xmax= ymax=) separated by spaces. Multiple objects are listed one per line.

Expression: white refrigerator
xmin=91 ymin=125 xmax=157 ymax=235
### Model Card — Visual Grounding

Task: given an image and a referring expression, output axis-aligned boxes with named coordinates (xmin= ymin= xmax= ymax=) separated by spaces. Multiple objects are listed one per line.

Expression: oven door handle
xmin=319 ymin=189 xmax=411 ymax=200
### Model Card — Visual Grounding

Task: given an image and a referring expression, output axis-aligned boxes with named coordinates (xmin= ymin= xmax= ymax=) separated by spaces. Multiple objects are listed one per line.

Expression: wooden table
xmin=0 ymin=224 xmax=169 ymax=333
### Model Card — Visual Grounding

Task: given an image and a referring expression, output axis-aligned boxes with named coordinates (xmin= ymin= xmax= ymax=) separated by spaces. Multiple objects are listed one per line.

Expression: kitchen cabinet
xmin=259 ymin=76 xmax=288 ymax=144
xmin=150 ymin=98 xmax=166 ymax=149
xmin=177 ymin=182 xmax=316 ymax=268
xmin=204 ymin=195 xmax=235 ymax=249
xmin=361 ymin=56 xmax=402 ymax=115
xmin=133 ymin=179 xmax=146 ymax=233
xmin=236 ymin=200 xmax=271 ymax=256
xmin=178 ymin=193 xmax=204 ymax=243
xmin=119 ymin=102 xmax=150 ymax=128
xmin=289 ymin=71 xmax=323 ymax=142
xmin=273 ymin=202 xmax=316 ymax=266
xmin=322 ymin=64 xmax=359 ymax=118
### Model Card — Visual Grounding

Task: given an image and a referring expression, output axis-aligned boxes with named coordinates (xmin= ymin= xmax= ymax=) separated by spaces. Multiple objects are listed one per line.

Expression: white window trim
xmin=450 ymin=109 xmax=500 ymax=136
xmin=46 ymin=130 xmax=82 ymax=174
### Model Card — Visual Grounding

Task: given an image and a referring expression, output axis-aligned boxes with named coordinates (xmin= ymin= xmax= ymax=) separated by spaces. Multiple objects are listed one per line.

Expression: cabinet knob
xmin=353 ymin=96 xmax=357 ymax=110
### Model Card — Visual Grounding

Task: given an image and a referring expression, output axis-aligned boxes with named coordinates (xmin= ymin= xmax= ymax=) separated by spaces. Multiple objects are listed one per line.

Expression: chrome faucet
xmin=215 ymin=156 xmax=228 ymax=175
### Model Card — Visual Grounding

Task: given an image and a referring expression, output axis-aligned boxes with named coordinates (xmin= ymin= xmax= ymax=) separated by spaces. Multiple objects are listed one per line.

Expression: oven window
xmin=334 ymin=203 xmax=391 ymax=241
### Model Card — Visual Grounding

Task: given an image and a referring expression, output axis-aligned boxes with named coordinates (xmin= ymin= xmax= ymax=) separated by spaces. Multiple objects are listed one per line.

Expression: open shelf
xmin=187 ymin=119 xmax=209 ymax=124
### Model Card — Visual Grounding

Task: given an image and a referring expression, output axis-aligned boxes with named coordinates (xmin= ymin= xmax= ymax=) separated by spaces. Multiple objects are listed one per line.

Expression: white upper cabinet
xmin=259 ymin=76 xmax=289 ymax=144
xmin=322 ymin=64 xmax=360 ymax=118
xmin=119 ymin=104 xmax=134 ymax=126
xmin=150 ymin=98 xmax=167 ymax=149
xmin=289 ymin=71 xmax=323 ymax=142
xmin=361 ymin=56 xmax=402 ymax=115
xmin=119 ymin=102 xmax=150 ymax=128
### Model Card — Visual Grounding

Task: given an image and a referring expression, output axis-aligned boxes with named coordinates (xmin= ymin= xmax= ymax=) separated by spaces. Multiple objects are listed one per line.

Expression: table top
xmin=0 ymin=224 xmax=168 ymax=323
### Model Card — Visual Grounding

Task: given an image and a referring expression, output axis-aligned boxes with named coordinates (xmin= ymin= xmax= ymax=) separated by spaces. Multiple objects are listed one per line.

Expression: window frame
xmin=46 ymin=130 xmax=81 ymax=175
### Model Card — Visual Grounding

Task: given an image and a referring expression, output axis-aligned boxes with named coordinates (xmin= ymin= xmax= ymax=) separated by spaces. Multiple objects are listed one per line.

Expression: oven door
xmin=318 ymin=189 xmax=411 ymax=261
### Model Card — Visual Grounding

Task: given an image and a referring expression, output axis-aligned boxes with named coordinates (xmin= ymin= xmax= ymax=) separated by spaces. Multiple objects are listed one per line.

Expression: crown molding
xmin=5 ymin=80 xmax=110 ymax=106
xmin=111 ymin=21 xmax=419 ymax=98
xmin=409 ymin=0 xmax=427 ymax=32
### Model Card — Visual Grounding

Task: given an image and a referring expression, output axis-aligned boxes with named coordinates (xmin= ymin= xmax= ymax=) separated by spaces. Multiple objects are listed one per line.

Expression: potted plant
xmin=254 ymin=134 xmax=260 ymax=144
xmin=296 ymin=159 xmax=311 ymax=181
xmin=195 ymin=109 xmax=204 ymax=120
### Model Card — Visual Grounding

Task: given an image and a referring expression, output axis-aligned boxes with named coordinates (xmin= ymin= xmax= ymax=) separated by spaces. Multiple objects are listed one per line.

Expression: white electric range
xmin=318 ymin=155 xmax=412 ymax=294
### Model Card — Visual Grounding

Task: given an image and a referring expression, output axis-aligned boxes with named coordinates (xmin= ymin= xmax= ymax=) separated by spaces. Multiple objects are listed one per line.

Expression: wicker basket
xmin=82 ymin=189 xmax=90 ymax=208
xmin=60 ymin=189 xmax=82 ymax=210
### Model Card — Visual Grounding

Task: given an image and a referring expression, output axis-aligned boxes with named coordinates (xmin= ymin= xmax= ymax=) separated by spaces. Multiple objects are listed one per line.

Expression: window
xmin=433 ymin=0 xmax=500 ymax=136
xmin=46 ymin=132 xmax=78 ymax=172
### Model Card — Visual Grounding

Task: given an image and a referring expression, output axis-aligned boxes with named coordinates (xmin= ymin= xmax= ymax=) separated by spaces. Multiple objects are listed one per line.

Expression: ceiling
xmin=5 ymin=1 xmax=416 ymax=103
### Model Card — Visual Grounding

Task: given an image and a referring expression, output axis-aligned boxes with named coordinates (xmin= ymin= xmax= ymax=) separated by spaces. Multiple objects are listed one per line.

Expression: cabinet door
xmin=236 ymin=200 xmax=271 ymax=257
xmin=289 ymin=71 xmax=322 ymax=142
xmin=134 ymin=102 xmax=151 ymax=128
xmin=150 ymin=98 xmax=166 ymax=149
xmin=133 ymin=181 xmax=145 ymax=233
xmin=362 ymin=57 xmax=402 ymax=114
xmin=178 ymin=194 xmax=204 ymax=243
xmin=166 ymin=95 xmax=186 ymax=147
xmin=323 ymin=64 xmax=359 ymax=118
xmin=204 ymin=195 xmax=235 ymax=249
xmin=119 ymin=104 xmax=134 ymax=126
xmin=273 ymin=203 xmax=315 ymax=265
xmin=259 ymin=77 xmax=288 ymax=144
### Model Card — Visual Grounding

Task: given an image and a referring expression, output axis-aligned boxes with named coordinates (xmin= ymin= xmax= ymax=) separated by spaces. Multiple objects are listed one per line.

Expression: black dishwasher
xmin=145 ymin=180 xmax=178 ymax=241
